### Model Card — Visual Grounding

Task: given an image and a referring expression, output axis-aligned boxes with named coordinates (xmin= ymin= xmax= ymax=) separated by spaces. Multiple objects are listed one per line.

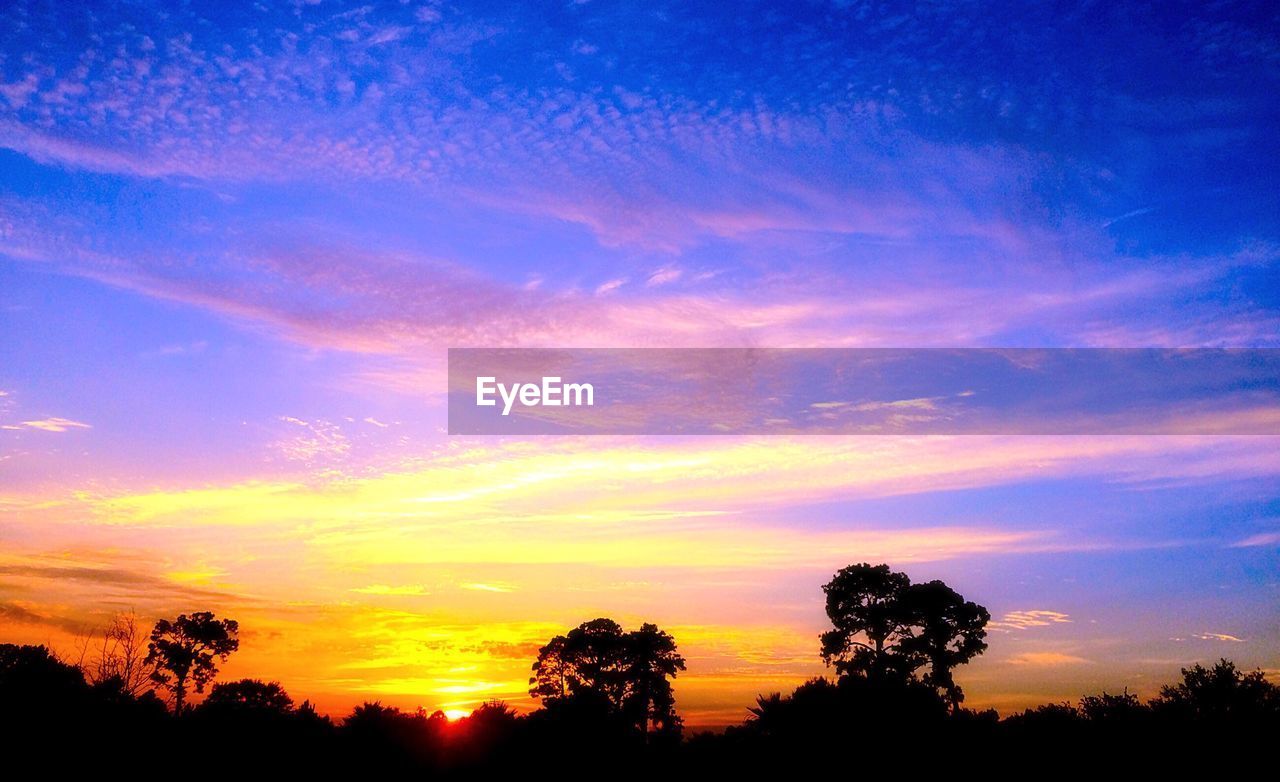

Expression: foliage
xmin=530 ymin=617 xmax=686 ymax=740
xmin=3 ymin=567 xmax=1278 ymax=774
xmin=820 ymin=563 xmax=989 ymax=707
xmin=1153 ymin=659 xmax=1280 ymax=720
xmin=145 ymin=611 xmax=240 ymax=713
xmin=201 ymin=678 xmax=294 ymax=715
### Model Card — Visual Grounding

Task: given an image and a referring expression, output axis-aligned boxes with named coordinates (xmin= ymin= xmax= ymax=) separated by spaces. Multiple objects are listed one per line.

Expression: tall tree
xmin=531 ymin=618 xmax=629 ymax=709
xmin=529 ymin=634 xmax=573 ymax=702
xmin=819 ymin=563 xmax=914 ymax=679
xmin=820 ymin=563 xmax=989 ymax=707
xmin=145 ymin=611 xmax=239 ymax=713
xmin=623 ymin=623 xmax=686 ymax=740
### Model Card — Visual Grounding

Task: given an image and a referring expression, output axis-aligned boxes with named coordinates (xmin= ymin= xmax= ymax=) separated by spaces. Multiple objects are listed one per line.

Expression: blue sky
xmin=1 ymin=0 xmax=1278 ymax=723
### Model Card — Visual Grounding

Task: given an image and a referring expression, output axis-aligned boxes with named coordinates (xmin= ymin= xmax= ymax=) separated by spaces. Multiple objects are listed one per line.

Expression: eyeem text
xmin=476 ymin=376 xmax=595 ymax=416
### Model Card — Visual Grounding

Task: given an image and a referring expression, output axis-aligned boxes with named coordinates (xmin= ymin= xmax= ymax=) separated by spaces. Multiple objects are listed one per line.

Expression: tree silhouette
xmin=145 ymin=611 xmax=239 ymax=713
xmin=1153 ymin=658 xmax=1280 ymax=721
xmin=896 ymin=580 xmax=989 ymax=708
xmin=819 ymin=563 xmax=988 ymax=706
xmin=531 ymin=618 xmax=629 ymax=710
xmin=530 ymin=618 xmax=686 ymax=738
xmin=0 ymin=643 xmax=89 ymax=714
xmin=1078 ymin=690 xmax=1148 ymax=722
xmin=202 ymin=678 xmax=294 ymax=715
xmin=819 ymin=563 xmax=916 ymax=680
xmin=76 ymin=612 xmax=155 ymax=698
xmin=468 ymin=699 xmax=520 ymax=726
xmin=624 ymin=623 xmax=686 ymax=740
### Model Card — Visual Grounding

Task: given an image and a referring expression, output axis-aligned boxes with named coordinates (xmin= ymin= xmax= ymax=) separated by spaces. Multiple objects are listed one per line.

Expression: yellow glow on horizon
xmin=3 ymin=434 xmax=1278 ymax=726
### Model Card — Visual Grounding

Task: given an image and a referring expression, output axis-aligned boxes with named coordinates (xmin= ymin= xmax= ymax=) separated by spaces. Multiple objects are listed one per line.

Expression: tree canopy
xmin=530 ymin=618 xmax=686 ymax=739
xmin=820 ymin=563 xmax=989 ymax=707
xmin=145 ymin=611 xmax=240 ymax=713
xmin=202 ymin=678 xmax=294 ymax=715
xmin=1154 ymin=659 xmax=1280 ymax=720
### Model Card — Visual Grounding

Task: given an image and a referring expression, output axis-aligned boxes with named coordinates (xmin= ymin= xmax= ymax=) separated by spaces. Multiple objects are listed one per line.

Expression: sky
xmin=0 ymin=0 xmax=1278 ymax=726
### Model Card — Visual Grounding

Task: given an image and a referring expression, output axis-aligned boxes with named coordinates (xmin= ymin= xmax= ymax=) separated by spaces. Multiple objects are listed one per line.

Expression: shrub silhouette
xmin=200 ymin=678 xmax=295 ymax=716
xmin=1079 ymin=690 xmax=1149 ymax=722
xmin=0 ymin=643 xmax=91 ymax=720
xmin=1153 ymin=658 xmax=1280 ymax=721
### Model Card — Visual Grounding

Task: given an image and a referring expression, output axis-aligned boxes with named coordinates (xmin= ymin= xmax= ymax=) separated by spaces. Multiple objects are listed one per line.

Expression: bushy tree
xmin=820 ymin=564 xmax=988 ymax=707
xmin=1153 ymin=659 xmax=1280 ymax=721
xmin=819 ymin=563 xmax=914 ymax=680
xmin=1079 ymin=690 xmax=1148 ymax=722
xmin=0 ymin=643 xmax=90 ymax=718
xmin=530 ymin=618 xmax=686 ymax=739
xmin=201 ymin=678 xmax=294 ymax=715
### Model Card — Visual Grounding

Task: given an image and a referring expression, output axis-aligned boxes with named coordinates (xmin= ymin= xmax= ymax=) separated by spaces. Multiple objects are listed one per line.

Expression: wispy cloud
xmin=594 ymin=278 xmax=627 ymax=296
xmin=17 ymin=417 xmax=91 ymax=433
xmin=351 ymin=584 xmax=430 ymax=596
xmin=990 ymin=610 xmax=1073 ymax=632
xmin=273 ymin=417 xmax=350 ymax=462
xmin=1230 ymin=531 xmax=1280 ymax=548
xmin=1193 ymin=632 xmax=1245 ymax=643
xmin=1007 ymin=652 xmax=1092 ymax=666
xmin=646 ymin=267 xmax=682 ymax=287
xmin=461 ymin=582 xmax=515 ymax=593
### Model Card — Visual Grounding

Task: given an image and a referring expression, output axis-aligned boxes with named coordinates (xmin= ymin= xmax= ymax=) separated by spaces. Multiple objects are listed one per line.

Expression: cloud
xmin=1193 ymin=632 xmax=1245 ymax=643
xmin=0 ymin=0 xmax=1258 ymax=291
xmin=990 ymin=610 xmax=1073 ymax=631
xmin=0 ymin=558 xmax=236 ymax=604
xmin=646 ymin=267 xmax=682 ymax=287
xmin=7 ymin=206 xmax=1276 ymax=371
xmin=273 ymin=417 xmax=350 ymax=462
xmin=461 ymin=582 xmax=514 ymax=593
xmin=1007 ymin=652 xmax=1091 ymax=666
xmin=351 ymin=584 xmax=430 ymax=596
xmin=466 ymin=640 xmax=543 ymax=660
xmin=16 ymin=417 xmax=91 ymax=432
xmin=36 ymin=434 xmax=1280 ymax=536
xmin=140 ymin=340 xmax=208 ymax=359
xmin=594 ymin=278 xmax=627 ymax=295
xmin=1230 ymin=531 xmax=1280 ymax=548
xmin=0 ymin=600 xmax=87 ymax=633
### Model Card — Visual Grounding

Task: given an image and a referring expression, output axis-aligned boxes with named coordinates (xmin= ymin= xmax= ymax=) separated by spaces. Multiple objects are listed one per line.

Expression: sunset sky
xmin=1 ymin=1 xmax=1278 ymax=726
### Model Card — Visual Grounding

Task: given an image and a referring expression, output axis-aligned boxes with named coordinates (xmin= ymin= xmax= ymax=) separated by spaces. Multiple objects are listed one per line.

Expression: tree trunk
xmin=175 ymin=673 xmax=187 ymax=714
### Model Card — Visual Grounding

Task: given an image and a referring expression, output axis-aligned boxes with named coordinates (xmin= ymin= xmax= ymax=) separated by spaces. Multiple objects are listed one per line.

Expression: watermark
xmin=448 ymin=348 xmax=1280 ymax=435
xmin=476 ymin=376 xmax=595 ymax=416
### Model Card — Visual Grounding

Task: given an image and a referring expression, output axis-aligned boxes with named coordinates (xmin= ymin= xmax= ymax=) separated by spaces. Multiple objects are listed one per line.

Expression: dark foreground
xmin=2 ymin=643 xmax=1277 ymax=777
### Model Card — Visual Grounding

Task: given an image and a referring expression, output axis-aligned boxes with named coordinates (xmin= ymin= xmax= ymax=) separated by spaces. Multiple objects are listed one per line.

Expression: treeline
xmin=2 ymin=563 xmax=1277 ymax=774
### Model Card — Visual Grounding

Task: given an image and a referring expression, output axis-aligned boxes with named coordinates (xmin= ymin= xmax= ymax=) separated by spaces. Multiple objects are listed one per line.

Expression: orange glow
xmin=3 ymin=433 xmax=1279 ymax=726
